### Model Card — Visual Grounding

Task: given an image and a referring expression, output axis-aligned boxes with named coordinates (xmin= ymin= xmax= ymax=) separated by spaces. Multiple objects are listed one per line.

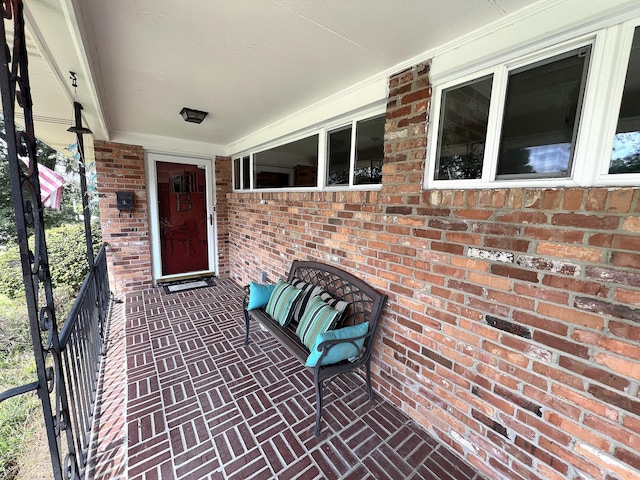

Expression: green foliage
xmin=0 ymin=351 xmax=40 ymax=480
xmin=46 ymin=223 xmax=91 ymax=293
xmin=0 ymin=117 xmax=86 ymax=245
xmin=0 ymin=293 xmax=31 ymax=355
xmin=609 ymin=153 xmax=640 ymax=174
xmin=436 ymin=142 xmax=485 ymax=180
xmin=0 ymin=246 xmax=22 ymax=300
xmin=0 ymin=156 xmax=16 ymax=246
xmin=0 ymin=222 xmax=102 ymax=299
xmin=0 ymin=222 xmax=100 ymax=477
xmin=0 ymin=286 xmax=77 ymax=357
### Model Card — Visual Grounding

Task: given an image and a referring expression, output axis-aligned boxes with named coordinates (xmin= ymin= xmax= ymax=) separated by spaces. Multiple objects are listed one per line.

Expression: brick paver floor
xmin=90 ymin=278 xmax=485 ymax=480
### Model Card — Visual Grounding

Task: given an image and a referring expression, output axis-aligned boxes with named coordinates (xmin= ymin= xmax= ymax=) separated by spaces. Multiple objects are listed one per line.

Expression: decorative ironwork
xmin=0 ymin=0 xmax=76 ymax=477
xmin=0 ymin=1 xmax=111 ymax=478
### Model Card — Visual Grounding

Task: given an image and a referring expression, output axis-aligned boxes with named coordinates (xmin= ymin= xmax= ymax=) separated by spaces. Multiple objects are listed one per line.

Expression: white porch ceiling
xmin=18 ymin=0 xmax=544 ymax=157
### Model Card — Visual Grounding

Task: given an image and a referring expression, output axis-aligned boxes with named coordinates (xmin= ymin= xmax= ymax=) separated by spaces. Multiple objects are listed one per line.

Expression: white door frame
xmin=146 ymin=151 xmax=218 ymax=283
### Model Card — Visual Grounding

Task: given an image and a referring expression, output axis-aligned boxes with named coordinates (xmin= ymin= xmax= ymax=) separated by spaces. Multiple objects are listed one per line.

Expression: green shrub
xmin=46 ymin=223 xmax=91 ymax=293
xmin=0 ymin=222 xmax=102 ymax=299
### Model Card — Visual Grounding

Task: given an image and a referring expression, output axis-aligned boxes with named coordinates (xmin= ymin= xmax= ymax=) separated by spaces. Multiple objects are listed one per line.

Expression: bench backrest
xmin=287 ymin=260 xmax=388 ymax=355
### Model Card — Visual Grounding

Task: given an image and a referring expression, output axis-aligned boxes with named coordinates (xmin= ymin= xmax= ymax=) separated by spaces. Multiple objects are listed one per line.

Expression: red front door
xmin=156 ymin=161 xmax=209 ymax=275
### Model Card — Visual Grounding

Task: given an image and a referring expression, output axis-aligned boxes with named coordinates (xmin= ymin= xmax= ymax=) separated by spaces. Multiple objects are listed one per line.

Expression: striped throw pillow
xmin=265 ymin=280 xmax=303 ymax=326
xmin=296 ymin=296 xmax=343 ymax=350
xmin=318 ymin=292 xmax=349 ymax=323
xmin=290 ymin=279 xmax=324 ymax=325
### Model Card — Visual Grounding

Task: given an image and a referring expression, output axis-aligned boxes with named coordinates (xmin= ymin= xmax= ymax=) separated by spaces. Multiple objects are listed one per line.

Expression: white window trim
xmin=592 ymin=19 xmax=640 ymax=186
xmin=348 ymin=120 xmax=357 ymax=187
xmin=325 ymin=121 xmax=353 ymax=188
xmin=232 ymin=157 xmax=239 ymax=190
xmin=426 ymin=20 xmax=640 ymax=190
xmin=325 ymin=116 xmax=388 ymax=189
xmin=231 ymin=155 xmax=251 ymax=190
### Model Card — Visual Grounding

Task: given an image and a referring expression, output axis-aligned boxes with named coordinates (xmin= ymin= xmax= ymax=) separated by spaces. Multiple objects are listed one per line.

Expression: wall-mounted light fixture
xmin=180 ymin=107 xmax=208 ymax=124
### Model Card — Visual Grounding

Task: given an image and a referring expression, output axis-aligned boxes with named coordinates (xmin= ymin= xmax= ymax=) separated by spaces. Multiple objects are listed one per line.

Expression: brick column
xmin=94 ymin=141 xmax=152 ymax=295
xmin=383 ymin=61 xmax=431 ymax=208
xmin=215 ymin=155 xmax=231 ymax=278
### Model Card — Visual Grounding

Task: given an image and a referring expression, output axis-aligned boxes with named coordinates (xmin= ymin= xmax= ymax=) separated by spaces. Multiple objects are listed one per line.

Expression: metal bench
xmin=243 ymin=260 xmax=388 ymax=435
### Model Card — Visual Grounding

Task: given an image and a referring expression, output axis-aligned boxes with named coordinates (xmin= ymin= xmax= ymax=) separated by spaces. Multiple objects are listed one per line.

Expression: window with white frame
xmin=431 ymin=44 xmax=592 ymax=185
xmin=232 ymin=112 xmax=384 ymax=191
xmin=254 ymin=135 xmax=319 ymax=189
xmin=433 ymin=76 xmax=492 ymax=181
xmin=327 ymin=115 xmax=385 ymax=187
xmin=327 ymin=124 xmax=351 ymax=186
xmin=429 ymin=19 xmax=640 ymax=189
xmin=496 ymin=47 xmax=590 ymax=180
xmin=232 ymin=155 xmax=251 ymax=190
xmin=609 ymin=26 xmax=640 ymax=175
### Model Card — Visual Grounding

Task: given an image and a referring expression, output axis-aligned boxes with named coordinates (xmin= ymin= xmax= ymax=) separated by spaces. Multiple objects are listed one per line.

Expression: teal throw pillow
xmin=296 ymin=296 xmax=343 ymax=349
xmin=265 ymin=280 xmax=303 ymax=326
xmin=247 ymin=282 xmax=276 ymax=310
xmin=305 ymin=322 xmax=369 ymax=367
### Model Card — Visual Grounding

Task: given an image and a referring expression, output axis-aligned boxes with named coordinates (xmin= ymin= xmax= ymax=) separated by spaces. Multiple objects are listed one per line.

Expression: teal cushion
xmin=265 ymin=280 xmax=303 ymax=326
xmin=305 ymin=322 xmax=369 ymax=367
xmin=296 ymin=296 xmax=343 ymax=349
xmin=247 ymin=282 xmax=276 ymax=310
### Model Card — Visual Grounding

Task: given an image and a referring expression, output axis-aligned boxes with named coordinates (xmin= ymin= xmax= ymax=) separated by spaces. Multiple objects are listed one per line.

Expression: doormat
xmin=162 ymin=276 xmax=216 ymax=294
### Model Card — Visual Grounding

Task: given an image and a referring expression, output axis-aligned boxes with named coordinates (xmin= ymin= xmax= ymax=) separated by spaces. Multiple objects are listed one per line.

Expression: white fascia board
xmin=60 ymin=0 xmax=110 ymax=140
xmin=22 ymin=0 xmax=110 ymax=142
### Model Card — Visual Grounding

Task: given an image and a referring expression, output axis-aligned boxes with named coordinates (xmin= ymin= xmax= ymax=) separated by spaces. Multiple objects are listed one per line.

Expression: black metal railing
xmin=0 ymin=1 xmax=109 ymax=478
xmin=59 ymin=244 xmax=111 ymax=474
xmin=0 ymin=245 xmax=111 ymax=479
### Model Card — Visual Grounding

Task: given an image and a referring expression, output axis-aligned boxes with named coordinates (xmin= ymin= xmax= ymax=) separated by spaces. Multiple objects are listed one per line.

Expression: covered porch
xmin=89 ymin=280 xmax=482 ymax=480
xmin=2 ymin=0 xmax=639 ymax=479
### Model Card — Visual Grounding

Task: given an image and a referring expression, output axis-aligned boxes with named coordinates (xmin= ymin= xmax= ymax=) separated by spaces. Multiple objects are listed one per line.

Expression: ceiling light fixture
xmin=180 ymin=107 xmax=208 ymax=124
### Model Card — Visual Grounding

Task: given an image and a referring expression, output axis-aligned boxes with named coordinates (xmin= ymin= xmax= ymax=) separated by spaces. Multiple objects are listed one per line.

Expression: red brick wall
xmin=227 ymin=190 xmax=382 ymax=285
xmin=215 ymin=155 xmax=231 ymax=278
xmin=226 ymin=62 xmax=640 ymax=480
xmin=94 ymin=141 xmax=152 ymax=295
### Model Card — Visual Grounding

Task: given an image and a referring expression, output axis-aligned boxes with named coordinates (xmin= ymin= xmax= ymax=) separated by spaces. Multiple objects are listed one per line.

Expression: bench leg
xmin=314 ymin=376 xmax=324 ymax=436
xmin=243 ymin=308 xmax=250 ymax=346
xmin=366 ymin=362 xmax=375 ymax=401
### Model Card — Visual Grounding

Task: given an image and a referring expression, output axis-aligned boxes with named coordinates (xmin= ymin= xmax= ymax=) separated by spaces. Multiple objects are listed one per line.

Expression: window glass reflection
xmin=610 ymin=27 xmax=640 ymax=174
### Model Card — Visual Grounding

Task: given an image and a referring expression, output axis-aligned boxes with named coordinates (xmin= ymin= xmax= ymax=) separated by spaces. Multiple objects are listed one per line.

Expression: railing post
xmin=68 ymin=90 xmax=102 ymax=336
xmin=0 ymin=1 xmax=78 ymax=478
xmin=69 ymin=99 xmax=94 ymax=273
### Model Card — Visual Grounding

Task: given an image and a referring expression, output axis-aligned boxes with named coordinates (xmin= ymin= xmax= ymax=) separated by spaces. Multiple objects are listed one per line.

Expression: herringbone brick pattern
xmin=97 ymin=279 xmax=484 ymax=479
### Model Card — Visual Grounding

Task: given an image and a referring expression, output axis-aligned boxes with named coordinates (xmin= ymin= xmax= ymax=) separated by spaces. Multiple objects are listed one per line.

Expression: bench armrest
xmin=316 ymin=331 xmax=369 ymax=350
xmin=313 ymin=329 xmax=372 ymax=366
